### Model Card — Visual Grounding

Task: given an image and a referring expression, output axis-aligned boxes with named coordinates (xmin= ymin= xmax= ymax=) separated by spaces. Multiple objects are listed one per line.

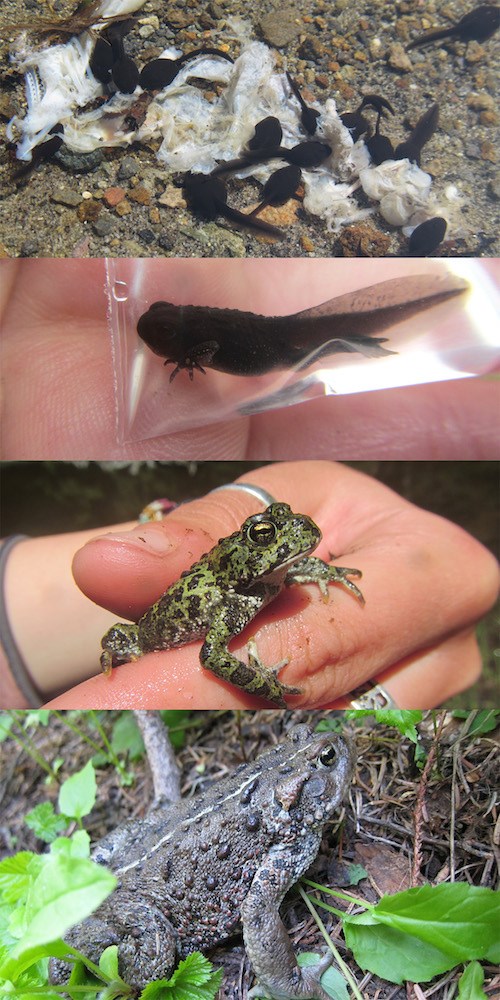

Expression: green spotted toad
xmin=100 ymin=502 xmax=364 ymax=704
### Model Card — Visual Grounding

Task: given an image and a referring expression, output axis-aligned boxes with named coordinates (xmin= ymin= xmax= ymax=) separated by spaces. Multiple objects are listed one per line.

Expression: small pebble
xmin=93 ymin=215 xmax=115 ymax=236
xmin=103 ymin=187 xmax=126 ymax=207
xmin=51 ymin=187 xmax=81 ymax=207
xmin=118 ymin=156 xmax=139 ymax=180
xmin=259 ymin=7 xmax=301 ymax=47
xmin=387 ymin=42 xmax=413 ymax=72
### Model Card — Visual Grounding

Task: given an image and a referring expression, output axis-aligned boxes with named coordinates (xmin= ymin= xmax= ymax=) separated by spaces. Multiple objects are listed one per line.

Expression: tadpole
xmin=136 ymin=272 xmax=468 ymax=382
xmin=394 ymin=103 xmax=439 ymax=165
xmin=406 ymin=4 xmax=500 ymax=50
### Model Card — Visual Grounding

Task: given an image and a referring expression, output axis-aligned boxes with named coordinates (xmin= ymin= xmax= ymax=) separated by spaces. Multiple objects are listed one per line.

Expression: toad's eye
xmin=318 ymin=744 xmax=337 ymax=767
xmin=247 ymin=520 xmax=277 ymax=546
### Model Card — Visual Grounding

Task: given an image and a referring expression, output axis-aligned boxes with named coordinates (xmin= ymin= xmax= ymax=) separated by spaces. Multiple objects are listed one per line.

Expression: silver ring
xmin=210 ymin=483 xmax=276 ymax=507
xmin=349 ymin=682 xmax=398 ymax=710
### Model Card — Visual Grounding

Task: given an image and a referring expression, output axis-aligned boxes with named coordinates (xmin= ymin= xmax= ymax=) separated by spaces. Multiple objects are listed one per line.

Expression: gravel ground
xmin=0 ymin=0 xmax=499 ymax=258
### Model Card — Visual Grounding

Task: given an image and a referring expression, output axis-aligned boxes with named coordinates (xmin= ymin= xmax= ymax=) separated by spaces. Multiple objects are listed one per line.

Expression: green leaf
xmin=111 ymin=713 xmax=145 ymax=761
xmin=158 ymin=712 xmax=191 ymax=750
xmin=346 ymin=710 xmax=423 ymax=742
xmin=0 ymin=854 xmax=44 ymax=905
xmin=343 ymin=910 xmax=457 ymax=984
xmin=458 ymin=962 xmax=487 ymax=1000
xmin=13 ymin=855 xmax=116 ymax=956
xmin=0 ymin=715 xmax=15 ymax=741
xmin=50 ymin=831 xmax=91 ymax=859
xmin=298 ymin=954 xmax=349 ymax=1000
xmin=346 ymin=865 xmax=367 ymax=886
xmin=372 ymin=884 xmax=500 ymax=960
xmin=98 ymin=946 xmax=120 ymax=980
xmin=453 ymin=711 xmax=500 ymax=736
xmin=139 ymin=953 xmax=223 ymax=1000
xmin=24 ymin=803 xmax=68 ymax=844
xmin=58 ymin=761 xmax=96 ymax=820
xmin=0 ymin=938 xmax=76 ymax=983
xmin=23 ymin=711 xmax=51 ymax=729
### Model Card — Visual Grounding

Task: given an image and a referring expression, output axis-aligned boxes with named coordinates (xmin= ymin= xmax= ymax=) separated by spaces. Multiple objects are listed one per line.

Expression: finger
xmin=43 ymin=643 xmax=266 ymax=709
xmin=247 ymin=377 xmax=500 ymax=460
xmin=334 ymin=627 xmax=483 ymax=708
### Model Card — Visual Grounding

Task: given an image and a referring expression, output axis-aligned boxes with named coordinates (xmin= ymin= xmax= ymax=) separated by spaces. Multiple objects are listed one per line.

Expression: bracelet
xmin=0 ymin=535 xmax=44 ymax=708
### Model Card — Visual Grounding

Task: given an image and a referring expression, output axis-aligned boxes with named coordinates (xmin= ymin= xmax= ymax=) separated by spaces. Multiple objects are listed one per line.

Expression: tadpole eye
xmin=318 ymin=744 xmax=337 ymax=767
xmin=247 ymin=519 xmax=277 ymax=546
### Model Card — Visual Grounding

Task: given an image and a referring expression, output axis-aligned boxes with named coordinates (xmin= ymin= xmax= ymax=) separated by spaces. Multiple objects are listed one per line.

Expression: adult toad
xmin=50 ymin=724 xmax=354 ymax=998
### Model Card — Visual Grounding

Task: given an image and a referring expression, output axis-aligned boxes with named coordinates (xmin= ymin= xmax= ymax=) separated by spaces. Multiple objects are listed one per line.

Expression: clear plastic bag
xmin=105 ymin=258 xmax=500 ymax=443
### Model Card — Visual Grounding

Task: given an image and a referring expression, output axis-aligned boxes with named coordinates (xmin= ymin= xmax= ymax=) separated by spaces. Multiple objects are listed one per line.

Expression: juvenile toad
xmin=100 ymin=502 xmax=365 ymax=705
xmin=50 ymin=724 xmax=354 ymax=998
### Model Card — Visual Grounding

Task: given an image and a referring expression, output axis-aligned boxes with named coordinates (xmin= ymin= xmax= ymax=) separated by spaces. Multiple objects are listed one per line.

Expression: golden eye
xmin=318 ymin=744 xmax=337 ymax=767
xmin=247 ymin=520 xmax=277 ymax=546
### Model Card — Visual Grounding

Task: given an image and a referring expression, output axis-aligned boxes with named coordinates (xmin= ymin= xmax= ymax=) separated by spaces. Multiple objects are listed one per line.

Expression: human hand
xmin=1 ymin=258 xmax=498 ymax=460
xmin=45 ymin=461 xmax=499 ymax=709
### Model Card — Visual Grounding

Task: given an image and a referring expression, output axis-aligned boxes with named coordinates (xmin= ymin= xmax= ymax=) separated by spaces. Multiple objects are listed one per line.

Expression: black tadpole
xmin=407 ymin=3 xmax=500 ymax=49
xmin=211 ymin=140 xmax=331 ymax=176
xmin=136 ymin=272 xmax=469 ymax=382
xmin=342 ymin=93 xmax=395 ymax=143
xmin=247 ymin=117 xmax=283 ymax=151
xmin=247 ymin=165 xmax=302 ymax=217
xmin=182 ymin=173 xmax=283 ymax=237
xmin=408 ymin=217 xmax=447 ymax=255
xmin=139 ymin=48 xmax=233 ymax=91
xmin=393 ymin=102 xmax=439 ymax=165
xmin=286 ymin=73 xmax=321 ymax=135
xmin=13 ymin=124 xmax=64 ymax=181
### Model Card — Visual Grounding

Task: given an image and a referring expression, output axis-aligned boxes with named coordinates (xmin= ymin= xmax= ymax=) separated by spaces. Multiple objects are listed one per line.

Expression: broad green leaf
xmin=0 ymin=938 xmax=74 ymax=982
xmin=372 ymin=884 xmax=499 ymax=960
xmin=343 ymin=910 xmax=457 ymax=984
xmin=58 ymin=761 xmax=96 ymax=820
xmin=0 ymin=854 xmax=44 ymax=904
xmin=50 ymin=831 xmax=91 ymax=859
xmin=13 ymin=855 xmax=116 ymax=955
xmin=159 ymin=712 xmax=191 ymax=749
xmin=111 ymin=713 xmax=144 ymax=761
xmin=458 ymin=962 xmax=487 ymax=1000
xmin=25 ymin=803 xmax=67 ymax=843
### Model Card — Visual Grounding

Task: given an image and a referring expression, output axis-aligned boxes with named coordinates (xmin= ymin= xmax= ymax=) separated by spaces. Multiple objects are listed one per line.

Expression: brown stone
xmin=260 ymin=8 xmax=302 ymax=48
xmin=76 ymin=199 xmax=101 ymax=222
xmin=103 ymin=186 xmax=126 ymax=207
xmin=129 ymin=186 xmax=152 ymax=205
xmin=115 ymin=199 xmax=132 ymax=216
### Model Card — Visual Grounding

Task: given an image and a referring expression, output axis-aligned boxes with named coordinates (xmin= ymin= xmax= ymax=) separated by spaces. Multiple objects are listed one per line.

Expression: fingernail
xmin=97 ymin=525 xmax=176 ymax=555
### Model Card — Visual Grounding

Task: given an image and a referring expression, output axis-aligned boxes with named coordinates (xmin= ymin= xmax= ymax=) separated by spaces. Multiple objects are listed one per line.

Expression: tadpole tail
xmin=286 ymin=272 xmax=469 ymax=350
xmin=406 ymin=26 xmax=456 ymax=50
xmin=221 ymin=203 xmax=283 ymax=238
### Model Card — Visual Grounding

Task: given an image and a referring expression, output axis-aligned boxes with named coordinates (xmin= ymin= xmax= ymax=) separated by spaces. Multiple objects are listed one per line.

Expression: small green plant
xmin=303 ymin=880 xmax=499 ymax=987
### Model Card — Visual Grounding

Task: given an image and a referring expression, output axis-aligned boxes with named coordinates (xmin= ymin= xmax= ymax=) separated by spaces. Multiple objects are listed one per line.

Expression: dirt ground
xmin=1 ymin=709 xmax=499 ymax=998
xmin=0 ymin=0 xmax=499 ymax=258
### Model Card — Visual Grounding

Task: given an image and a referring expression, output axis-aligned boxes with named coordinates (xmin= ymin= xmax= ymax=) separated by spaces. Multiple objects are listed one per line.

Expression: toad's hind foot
xmin=200 ymin=636 xmax=302 ymax=706
xmin=246 ymin=638 xmax=302 ymax=704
